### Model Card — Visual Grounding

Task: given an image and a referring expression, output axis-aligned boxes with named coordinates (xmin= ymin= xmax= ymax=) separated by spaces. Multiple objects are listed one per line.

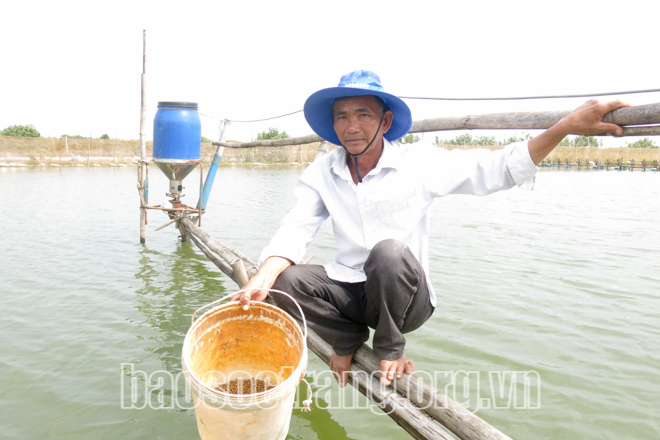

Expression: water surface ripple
xmin=1 ymin=166 xmax=658 ymax=440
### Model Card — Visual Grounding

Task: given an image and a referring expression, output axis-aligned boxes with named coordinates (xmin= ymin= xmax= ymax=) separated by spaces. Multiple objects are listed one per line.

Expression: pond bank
xmin=0 ymin=135 xmax=328 ymax=166
xmin=1 ymin=135 xmax=659 ymax=166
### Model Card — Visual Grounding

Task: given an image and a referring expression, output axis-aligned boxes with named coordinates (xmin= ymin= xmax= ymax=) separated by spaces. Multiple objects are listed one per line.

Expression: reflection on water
xmin=293 ymin=395 xmax=355 ymax=440
xmin=134 ymin=243 xmax=227 ymax=372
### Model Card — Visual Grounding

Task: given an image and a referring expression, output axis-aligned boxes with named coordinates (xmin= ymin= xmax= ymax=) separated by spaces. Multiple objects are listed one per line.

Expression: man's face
xmin=332 ymin=95 xmax=392 ymax=155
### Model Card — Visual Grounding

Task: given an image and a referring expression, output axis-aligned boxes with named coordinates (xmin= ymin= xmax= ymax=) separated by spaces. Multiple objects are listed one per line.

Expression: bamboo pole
xmin=213 ymin=133 xmax=322 ymax=148
xmin=139 ymin=30 xmax=147 ymax=244
xmin=179 ymin=217 xmax=257 ymax=278
xmin=143 ymin=206 xmax=200 ymax=212
xmin=352 ymin=344 xmax=511 ymax=440
xmin=230 ymin=259 xmax=250 ymax=288
xmin=306 ymin=329 xmax=455 ymax=440
xmin=154 ymin=217 xmax=180 ymax=232
xmin=145 ymin=165 xmax=149 ymax=225
xmin=189 ymin=234 xmax=235 ymax=279
xmin=137 ymin=183 xmax=147 ymax=207
xmin=212 ymin=102 xmax=660 ymax=150
xmin=603 ymin=103 xmax=660 ymax=125
xmin=621 ymin=124 xmax=660 ymax=136
xmin=409 ymin=102 xmax=660 ymax=133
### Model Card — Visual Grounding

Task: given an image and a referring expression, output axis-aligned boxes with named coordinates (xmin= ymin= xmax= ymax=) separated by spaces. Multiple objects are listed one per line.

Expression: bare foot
xmin=329 ymin=352 xmax=354 ymax=388
xmin=380 ymin=355 xmax=414 ymax=386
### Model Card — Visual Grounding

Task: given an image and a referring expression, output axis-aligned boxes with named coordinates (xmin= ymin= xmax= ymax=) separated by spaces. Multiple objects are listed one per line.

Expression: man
xmin=233 ymin=70 xmax=627 ymax=387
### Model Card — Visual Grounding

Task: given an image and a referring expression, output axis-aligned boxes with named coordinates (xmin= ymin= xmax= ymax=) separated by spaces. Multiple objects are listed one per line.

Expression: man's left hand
xmin=528 ymin=99 xmax=630 ymax=165
xmin=555 ymin=99 xmax=630 ymax=137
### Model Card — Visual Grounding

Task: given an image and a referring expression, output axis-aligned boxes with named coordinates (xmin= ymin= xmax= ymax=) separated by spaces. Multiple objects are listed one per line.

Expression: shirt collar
xmin=377 ymin=139 xmax=402 ymax=171
xmin=330 ymin=139 xmax=402 ymax=182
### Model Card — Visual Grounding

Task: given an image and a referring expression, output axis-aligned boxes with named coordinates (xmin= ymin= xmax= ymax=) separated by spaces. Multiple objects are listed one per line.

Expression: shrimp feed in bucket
xmin=182 ymin=290 xmax=310 ymax=440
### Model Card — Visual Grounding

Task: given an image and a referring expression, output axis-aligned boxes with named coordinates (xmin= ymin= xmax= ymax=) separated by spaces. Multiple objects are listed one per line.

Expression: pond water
xmin=1 ymin=164 xmax=658 ymax=440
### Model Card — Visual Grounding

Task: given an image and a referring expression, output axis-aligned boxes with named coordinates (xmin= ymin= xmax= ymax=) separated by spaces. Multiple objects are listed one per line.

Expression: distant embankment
xmin=0 ymin=135 xmax=149 ymax=165
xmin=0 ymin=135 xmax=325 ymax=166
xmin=441 ymin=144 xmax=660 ymax=163
xmin=1 ymin=135 xmax=658 ymax=166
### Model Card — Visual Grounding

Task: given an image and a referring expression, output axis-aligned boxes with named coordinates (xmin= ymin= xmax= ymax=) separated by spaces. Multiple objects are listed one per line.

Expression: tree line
xmin=0 ymin=124 xmax=114 ymax=139
xmin=2 ymin=124 xmax=658 ymax=148
xmin=436 ymin=133 xmax=657 ymax=149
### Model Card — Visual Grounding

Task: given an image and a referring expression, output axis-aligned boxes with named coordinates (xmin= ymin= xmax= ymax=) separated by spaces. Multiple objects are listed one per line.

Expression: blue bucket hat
xmin=303 ymin=70 xmax=412 ymax=146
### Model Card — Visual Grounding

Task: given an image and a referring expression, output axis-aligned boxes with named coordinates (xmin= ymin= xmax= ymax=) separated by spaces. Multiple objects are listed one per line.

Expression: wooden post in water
xmin=138 ymin=30 xmax=147 ymax=244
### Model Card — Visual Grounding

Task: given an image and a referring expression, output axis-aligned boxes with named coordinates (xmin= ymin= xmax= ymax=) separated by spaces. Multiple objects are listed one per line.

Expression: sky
xmin=1 ymin=0 xmax=659 ymax=147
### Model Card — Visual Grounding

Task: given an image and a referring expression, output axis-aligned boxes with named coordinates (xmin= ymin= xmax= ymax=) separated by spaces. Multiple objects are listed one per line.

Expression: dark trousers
xmin=272 ymin=239 xmax=434 ymax=360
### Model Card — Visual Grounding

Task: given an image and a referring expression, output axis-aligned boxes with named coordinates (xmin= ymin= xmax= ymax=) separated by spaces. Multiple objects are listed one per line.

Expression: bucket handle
xmin=191 ymin=288 xmax=308 ymax=341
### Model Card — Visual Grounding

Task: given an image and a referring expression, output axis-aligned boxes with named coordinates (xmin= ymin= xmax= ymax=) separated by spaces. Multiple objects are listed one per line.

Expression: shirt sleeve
xmin=258 ymin=176 xmax=330 ymax=267
xmin=425 ymin=140 xmax=537 ymax=197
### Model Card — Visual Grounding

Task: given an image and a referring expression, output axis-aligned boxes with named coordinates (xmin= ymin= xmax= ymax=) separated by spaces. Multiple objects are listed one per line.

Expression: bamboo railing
xmin=212 ymin=102 xmax=660 ymax=149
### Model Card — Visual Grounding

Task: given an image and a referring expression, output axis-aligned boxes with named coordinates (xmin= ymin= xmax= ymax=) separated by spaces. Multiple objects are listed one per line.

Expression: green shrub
xmin=2 ymin=124 xmax=40 ymax=137
xmin=399 ymin=134 xmax=420 ymax=144
xmin=257 ymin=127 xmax=289 ymax=140
xmin=572 ymin=135 xmax=602 ymax=147
xmin=626 ymin=138 xmax=658 ymax=148
xmin=437 ymin=134 xmax=499 ymax=146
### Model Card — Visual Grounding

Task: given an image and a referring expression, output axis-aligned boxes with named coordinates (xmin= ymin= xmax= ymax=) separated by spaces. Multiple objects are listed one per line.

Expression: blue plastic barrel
xmin=153 ymin=101 xmax=201 ymax=161
xmin=153 ymin=102 xmax=201 ymax=187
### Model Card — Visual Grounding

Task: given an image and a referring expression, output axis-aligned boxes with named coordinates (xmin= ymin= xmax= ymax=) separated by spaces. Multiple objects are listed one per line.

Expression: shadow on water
xmin=292 ymin=394 xmax=356 ymax=440
xmin=134 ymin=241 xmax=227 ymax=373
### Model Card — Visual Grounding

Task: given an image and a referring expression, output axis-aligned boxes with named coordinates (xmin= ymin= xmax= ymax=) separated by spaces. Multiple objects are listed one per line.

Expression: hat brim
xmin=304 ymin=87 xmax=412 ymax=146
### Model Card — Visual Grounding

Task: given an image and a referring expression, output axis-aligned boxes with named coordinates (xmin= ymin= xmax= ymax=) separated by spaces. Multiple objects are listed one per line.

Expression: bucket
xmin=182 ymin=289 xmax=310 ymax=440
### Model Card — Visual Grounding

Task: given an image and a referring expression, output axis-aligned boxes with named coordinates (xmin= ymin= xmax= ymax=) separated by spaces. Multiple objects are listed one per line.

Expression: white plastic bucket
xmin=182 ymin=290 xmax=308 ymax=440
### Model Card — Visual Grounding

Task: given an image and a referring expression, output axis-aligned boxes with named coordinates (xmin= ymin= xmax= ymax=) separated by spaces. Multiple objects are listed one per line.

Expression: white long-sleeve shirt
xmin=259 ymin=139 xmax=537 ymax=307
